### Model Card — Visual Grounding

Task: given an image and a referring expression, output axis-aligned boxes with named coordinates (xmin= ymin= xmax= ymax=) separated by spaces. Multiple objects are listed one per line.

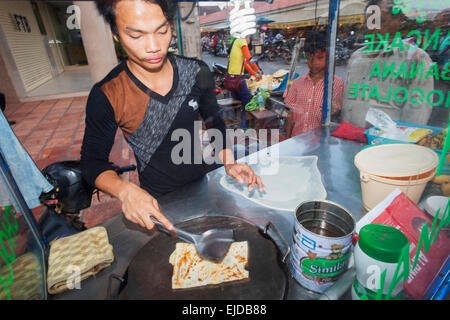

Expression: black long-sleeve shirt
xmin=81 ymin=54 xmax=227 ymax=198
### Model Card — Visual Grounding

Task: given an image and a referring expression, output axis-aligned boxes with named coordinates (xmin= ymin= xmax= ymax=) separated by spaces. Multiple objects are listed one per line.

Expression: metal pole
xmin=323 ymin=0 xmax=340 ymax=125
xmin=176 ymin=6 xmax=183 ymax=56
xmin=286 ymin=37 xmax=302 ymax=94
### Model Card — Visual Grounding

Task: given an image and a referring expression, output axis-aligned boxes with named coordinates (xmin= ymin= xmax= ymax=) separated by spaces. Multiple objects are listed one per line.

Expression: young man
xmin=284 ymin=31 xmax=344 ymax=137
xmin=81 ymin=0 xmax=264 ymax=232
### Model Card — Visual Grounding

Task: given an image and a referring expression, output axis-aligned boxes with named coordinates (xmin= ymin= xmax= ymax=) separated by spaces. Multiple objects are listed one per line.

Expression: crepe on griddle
xmin=169 ymin=241 xmax=249 ymax=289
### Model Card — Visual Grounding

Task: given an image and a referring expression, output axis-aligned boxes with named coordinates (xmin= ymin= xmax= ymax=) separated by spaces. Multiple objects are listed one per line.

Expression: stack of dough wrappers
xmin=47 ymin=226 xmax=114 ymax=294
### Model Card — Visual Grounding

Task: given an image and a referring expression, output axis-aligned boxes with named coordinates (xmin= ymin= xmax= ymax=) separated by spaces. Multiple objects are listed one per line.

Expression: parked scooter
xmin=264 ymin=39 xmax=292 ymax=64
xmin=335 ymin=42 xmax=352 ymax=65
xmin=214 ymin=40 xmax=228 ymax=57
xmin=212 ymin=62 xmax=227 ymax=89
xmin=38 ymin=160 xmax=136 ymax=241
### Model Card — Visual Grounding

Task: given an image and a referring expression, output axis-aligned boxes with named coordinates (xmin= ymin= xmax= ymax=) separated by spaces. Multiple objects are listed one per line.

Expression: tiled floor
xmin=4 ymin=96 xmax=137 ymax=228
xmin=25 ymin=66 xmax=93 ymax=98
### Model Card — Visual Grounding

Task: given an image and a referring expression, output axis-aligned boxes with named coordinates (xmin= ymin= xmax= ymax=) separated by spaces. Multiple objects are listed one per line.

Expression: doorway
xmin=45 ymin=0 xmax=87 ymax=68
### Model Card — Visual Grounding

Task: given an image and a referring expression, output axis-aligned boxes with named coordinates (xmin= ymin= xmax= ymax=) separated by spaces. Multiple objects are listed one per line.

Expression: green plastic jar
xmin=352 ymin=223 xmax=409 ymax=299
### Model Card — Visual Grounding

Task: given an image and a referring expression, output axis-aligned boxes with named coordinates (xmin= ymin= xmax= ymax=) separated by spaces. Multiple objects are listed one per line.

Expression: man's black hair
xmin=96 ymin=0 xmax=176 ymax=35
xmin=304 ymin=31 xmax=327 ymax=55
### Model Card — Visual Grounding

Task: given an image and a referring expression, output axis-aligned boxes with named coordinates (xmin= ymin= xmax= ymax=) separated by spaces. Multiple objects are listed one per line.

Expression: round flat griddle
xmin=119 ymin=215 xmax=288 ymax=300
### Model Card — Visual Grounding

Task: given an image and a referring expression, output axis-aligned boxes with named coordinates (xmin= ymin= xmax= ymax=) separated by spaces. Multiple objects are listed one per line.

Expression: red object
xmin=352 ymin=233 xmax=359 ymax=246
xmin=331 ymin=121 xmax=368 ymax=143
xmin=359 ymin=191 xmax=450 ymax=300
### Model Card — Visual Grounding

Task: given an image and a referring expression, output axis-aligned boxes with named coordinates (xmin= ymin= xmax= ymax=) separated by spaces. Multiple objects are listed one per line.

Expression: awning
xmin=200 ymin=23 xmax=230 ymax=32
xmin=199 ymin=0 xmax=366 ymax=31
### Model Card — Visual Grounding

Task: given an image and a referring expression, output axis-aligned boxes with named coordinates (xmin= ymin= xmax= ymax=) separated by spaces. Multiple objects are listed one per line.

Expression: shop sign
xmin=10 ymin=13 xmax=31 ymax=33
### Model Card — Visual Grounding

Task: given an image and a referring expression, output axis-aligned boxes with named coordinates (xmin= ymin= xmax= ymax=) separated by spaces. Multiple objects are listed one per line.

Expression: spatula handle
xmin=150 ymin=217 xmax=195 ymax=244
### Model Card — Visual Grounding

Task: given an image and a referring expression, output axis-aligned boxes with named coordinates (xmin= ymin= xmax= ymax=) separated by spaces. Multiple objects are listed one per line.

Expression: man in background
xmin=226 ymin=34 xmax=262 ymax=128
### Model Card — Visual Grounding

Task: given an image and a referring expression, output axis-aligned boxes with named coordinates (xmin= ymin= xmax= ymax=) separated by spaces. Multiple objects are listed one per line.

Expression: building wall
xmin=0 ymin=52 xmax=20 ymax=104
xmin=0 ymin=0 xmax=52 ymax=92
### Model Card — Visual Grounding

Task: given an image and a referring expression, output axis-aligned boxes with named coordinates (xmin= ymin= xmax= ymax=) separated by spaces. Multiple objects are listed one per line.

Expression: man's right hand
xmin=117 ymin=181 xmax=174 ymax=231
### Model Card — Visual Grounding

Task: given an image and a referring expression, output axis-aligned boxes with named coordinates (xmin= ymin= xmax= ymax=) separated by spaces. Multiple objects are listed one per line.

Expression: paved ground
xmin=4 ymin=96 xmax=137 ymax=227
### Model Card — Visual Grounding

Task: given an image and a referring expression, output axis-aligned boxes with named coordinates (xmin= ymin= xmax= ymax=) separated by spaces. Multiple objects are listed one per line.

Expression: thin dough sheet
xmin=220 ymin=156 xmax=327 ymax=211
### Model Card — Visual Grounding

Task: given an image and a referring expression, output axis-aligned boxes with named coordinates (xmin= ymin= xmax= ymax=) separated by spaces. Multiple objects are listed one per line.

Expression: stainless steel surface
xmin=155 ymin=126 xmax=366 ymax=299
xmin=54 ymin=126 xmax=368 ymax=300
xmin=267 ymin=96 xmax=292 ymax=110
xmin=120 ymin=216 xmax=288 ymax=300
xmin=150 ymin=216 xmax=235 ymax=261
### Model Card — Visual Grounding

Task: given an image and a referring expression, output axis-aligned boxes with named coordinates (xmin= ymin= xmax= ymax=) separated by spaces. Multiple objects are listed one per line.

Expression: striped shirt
xmin=284 ymin=73 xmax=344 ymax=136
xmin=81 ymin=54 xmax=226 ymax=198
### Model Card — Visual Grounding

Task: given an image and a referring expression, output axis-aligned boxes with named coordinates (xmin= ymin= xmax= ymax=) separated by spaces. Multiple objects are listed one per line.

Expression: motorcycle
xmin=212 ymin=62 xmax=227 ymax=90
xmin=278 ymin=41 xmax=292 ymax=65
xmin=212 ymin=54 xmax=265 ymax=92
xmin=264 ymin=39 xmax=277 ymax=61
xmin=202 ymin=41 xmax=209 ymax=52
xmin=264 ymin=39 xmax=292 ymax=64
xmin=38 ymin=160 xmax=136 ymax=242
xmin=214 ymin=40 xmax=228 ymax=57
xmin=335 ymin=42 xmax=352 ymax=65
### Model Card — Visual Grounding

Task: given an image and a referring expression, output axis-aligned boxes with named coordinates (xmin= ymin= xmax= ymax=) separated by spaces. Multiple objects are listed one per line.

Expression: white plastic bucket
xmin=354 ymin=144 xmax=439 ymax=211
xmin=359 ymin=169 xmax=436 ymax=211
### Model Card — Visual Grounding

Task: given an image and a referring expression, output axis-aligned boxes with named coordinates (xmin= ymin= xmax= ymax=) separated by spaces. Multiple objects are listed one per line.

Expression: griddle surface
xmin=120 ymin=216 xmax=286 ymax=299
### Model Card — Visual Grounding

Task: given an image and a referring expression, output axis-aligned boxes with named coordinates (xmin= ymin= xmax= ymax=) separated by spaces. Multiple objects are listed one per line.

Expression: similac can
xmin=290 ymin=200 xmax=355 ymax=293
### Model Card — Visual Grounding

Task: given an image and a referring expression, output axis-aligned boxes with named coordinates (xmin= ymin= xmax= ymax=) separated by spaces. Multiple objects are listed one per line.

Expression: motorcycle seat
xmin=213 ymin=63 xmax=227 ymax=71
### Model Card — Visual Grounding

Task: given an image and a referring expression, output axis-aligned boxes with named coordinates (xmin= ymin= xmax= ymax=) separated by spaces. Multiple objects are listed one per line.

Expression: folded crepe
xmin=169 ymin=241 xmax=249 ymax=289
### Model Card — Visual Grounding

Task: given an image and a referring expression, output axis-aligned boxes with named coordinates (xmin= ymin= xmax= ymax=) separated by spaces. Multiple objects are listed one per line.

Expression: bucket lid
xmin=354 ymin=144 xmax=439 ymax=178
xmin=358 ymin=224 xmax=409 ymax=263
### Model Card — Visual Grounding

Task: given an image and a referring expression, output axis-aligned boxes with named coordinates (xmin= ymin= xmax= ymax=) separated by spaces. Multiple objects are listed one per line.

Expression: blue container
xmin=364 ymin=121 xmax=449 ymax=175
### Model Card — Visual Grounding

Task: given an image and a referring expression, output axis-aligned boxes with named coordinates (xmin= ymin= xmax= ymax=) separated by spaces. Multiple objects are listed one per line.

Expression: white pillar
xmin=74 ymin=1 xmax=118 ymax=83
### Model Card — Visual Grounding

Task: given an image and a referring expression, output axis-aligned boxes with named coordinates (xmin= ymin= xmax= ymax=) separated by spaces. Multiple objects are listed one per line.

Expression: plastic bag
xmin=365 ymin=108 xmax=397 ymax=132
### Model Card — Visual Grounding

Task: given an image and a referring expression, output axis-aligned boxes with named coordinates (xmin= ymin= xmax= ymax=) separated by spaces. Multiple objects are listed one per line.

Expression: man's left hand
xmin=225 ymin=163 xmax=266 ymax=192
xmin=255 ymin=70 xmax=263 ymax=81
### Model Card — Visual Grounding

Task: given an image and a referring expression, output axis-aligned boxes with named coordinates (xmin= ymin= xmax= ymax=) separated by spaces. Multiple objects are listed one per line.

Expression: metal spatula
xmin=150 ymin=217 xmax=235 ymax=262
